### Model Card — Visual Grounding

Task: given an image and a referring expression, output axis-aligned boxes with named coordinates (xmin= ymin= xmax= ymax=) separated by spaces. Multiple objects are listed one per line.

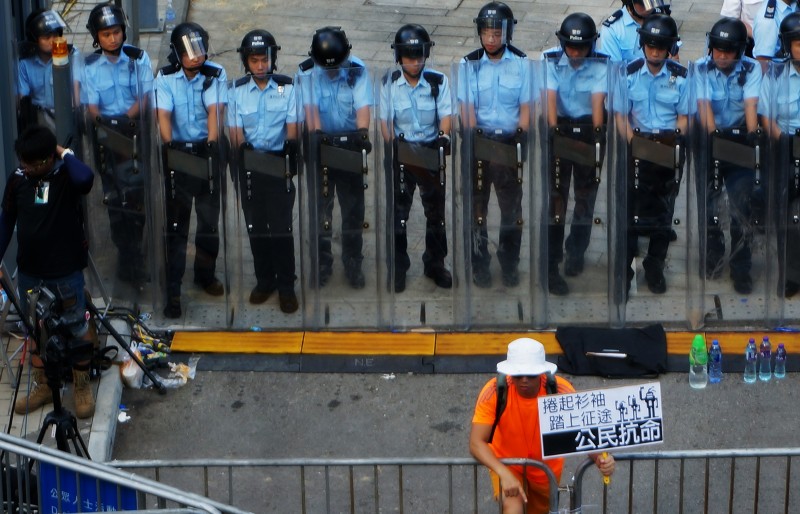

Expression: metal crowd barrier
xmin=0 ymin=432 xmax=243 ymax=513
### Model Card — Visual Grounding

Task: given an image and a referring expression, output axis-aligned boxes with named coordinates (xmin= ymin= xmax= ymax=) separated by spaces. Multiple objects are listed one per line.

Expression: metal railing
xmin=0 ymin=432 xmax=245 ymax=513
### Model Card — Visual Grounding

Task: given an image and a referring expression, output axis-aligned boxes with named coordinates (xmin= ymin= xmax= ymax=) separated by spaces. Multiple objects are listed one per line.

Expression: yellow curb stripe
xmin=170 ymin=331 xmax=303 ymax=354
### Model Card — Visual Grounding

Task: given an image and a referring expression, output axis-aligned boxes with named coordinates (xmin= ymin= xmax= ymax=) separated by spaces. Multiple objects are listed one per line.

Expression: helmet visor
xmin=640 ymin=0 xmax=667 ymax=11
xmin=478 ymin=18 xmax=510 ymax=48
xmin=179 ymin=32 xmax=207 ymax=60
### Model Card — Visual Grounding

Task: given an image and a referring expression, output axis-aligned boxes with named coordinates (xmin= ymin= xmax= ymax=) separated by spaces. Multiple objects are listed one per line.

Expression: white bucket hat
xmin=496 ymin=338 xmax=558 ymax=376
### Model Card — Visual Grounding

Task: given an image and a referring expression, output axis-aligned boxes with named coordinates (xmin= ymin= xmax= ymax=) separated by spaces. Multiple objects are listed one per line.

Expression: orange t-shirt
xmin=472 ymin=375 xmax=576 ymax=484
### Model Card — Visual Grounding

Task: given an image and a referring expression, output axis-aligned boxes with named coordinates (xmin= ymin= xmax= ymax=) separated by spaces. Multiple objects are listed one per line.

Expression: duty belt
xmin=240 ymin=144 xmax=293 ymax=193
xmin=396 ymin=133 xmax=446 ymax=190
xmin=316 ymin=131 xmax=369 ymax=197
xmin=92 ymin=116 xmax=140 ymax=174
xmin=165 ymin=141 xmax=216 ymax=195
xmin=710 ymin=127 xmax=761 ymax=193
xmin=473 ymin=128 xmax=524 ymax=201
xmin=551 ymin=123 xmax=604 ymax=192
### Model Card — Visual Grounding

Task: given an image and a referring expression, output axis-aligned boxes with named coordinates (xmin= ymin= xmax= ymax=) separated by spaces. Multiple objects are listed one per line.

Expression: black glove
xmin=357 ymin=128 xmax=372 ymax=154
xmin=435 ymin=133 xmax=452 ymax=156
xmin=747 ymin=130 xmax=765 ymax=148
xmin=513 ymin=128 xmax=528 ymax=162
xmin=284 ymin=139 xmax=299 ymax=175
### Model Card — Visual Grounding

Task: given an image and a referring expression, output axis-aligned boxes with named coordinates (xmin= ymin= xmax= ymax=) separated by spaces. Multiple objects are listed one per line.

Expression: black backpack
xmin=488 ymin=372 xmax=557 ymax=443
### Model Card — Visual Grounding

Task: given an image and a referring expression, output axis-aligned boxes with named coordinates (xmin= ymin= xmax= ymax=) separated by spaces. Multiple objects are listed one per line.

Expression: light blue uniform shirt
xmin=155 ymin=61 xmax=227 ymax=142
xmin=759 ymin=61 xmax=800 ymax=133
xmin=616 ymin=59 xmax=690 ymax=132
xmin=694 ymin=55 xmax=762 ymax=129
xmin=228 ymin=75 xmax=298 ymax=152
xmin=17 ymin=47 xmax=83 ymax=110
xmin=296 ymin=56 xmax=373 ymax=133
xmin=380 ymin=69 xmax=452 ymax=143
xmin=598 ymin=8 xmax=642 ymax=63
xmin=81 ymin=46 xmax=153 ymax=116
xmin=753 ymin=0 xmax=798 ymax=59
xmin=542 ymin=48 xmax=608 ymax=119
xmin=457 ymin=47 xmax=531 ymax=133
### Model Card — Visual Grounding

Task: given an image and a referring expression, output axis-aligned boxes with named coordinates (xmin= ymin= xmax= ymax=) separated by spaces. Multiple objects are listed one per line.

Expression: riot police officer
xmin=542 ymin=13 xmax=609 ymax=295
xmin=155 ymin=22 xmax=227 ymax=318
xmin=753 ymin=0 xmax=798 ymax=62
xmin=228 ymin=30 xmax=299 ymax=313
xmin=82 ymin=2 xmax=153 ymax=288
xmin=380 ymin=24 xmax=453 ymax=293
xmin=599 ymin=0 xmax=671 ymax=62
xmin=616 ymin=14 xmax=689 ymax=294
xmin=759 ymin=12 xmax=800 ymax=296
xmin=695 ymin=17 xmax=763 ymax=294
xmin=459 ymin=2 xmax=530 ymax=289
xmin=298 ymin=27 xmax=373 ymax=289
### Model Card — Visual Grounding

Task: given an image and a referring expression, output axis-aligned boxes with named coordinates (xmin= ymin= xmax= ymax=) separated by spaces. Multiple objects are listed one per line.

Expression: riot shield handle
xmin=438 ymin=130 xmax=446 ymax=188
xmin=515 ymin=127 xmax=523 ymax=184
xmin=673 ymin=128 xmax=682 ymax=185
xmin=754 ymin=128 xmax=763 ymax=186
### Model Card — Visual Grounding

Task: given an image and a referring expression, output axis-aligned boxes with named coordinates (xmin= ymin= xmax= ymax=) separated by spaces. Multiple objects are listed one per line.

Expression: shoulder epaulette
xmin=603 ymin=9 xmax=623 ymax=27
xmin=465 ymin=48 xmax=484 ymax=61
xmin=85 ymin=52 xmax=102 ymax=65
xmin=507 ymin=44 xmax=527 ymax=58
xmin=159 ymin=63 xmax=180 ymax=76
xmin=666 ymin=60 xmax=688 ymax=78
xmin=346 ymin=62 xmax=363 ymax=87
xmin=627 ymin=58 xmax=645 ymax=75
xmin=765 ymin=0 xmax=777 ymax=19
xmin=199 ymin=63 xmax=222 ymax=78
xmin=592 ymin=50 xmax=610 ymax=60
xmin=272 ymin=74 xmax=293 ymax=86
xmin=122 ymin=45 xmax=144 ymax=60
xmin=385 ymin=69 xmax=401 ymax=84
xmin=741 ymin=60 xmax=755 ymax=74
xmin=299 ymin=58 xmax=314 ymax=72
xmin=423 ymin=70 xmax=442 ymax=99
xmin=544 ymin=49 xmax=563 ymax=60
xmin=234 ymin=76 xmax=250 ymax=87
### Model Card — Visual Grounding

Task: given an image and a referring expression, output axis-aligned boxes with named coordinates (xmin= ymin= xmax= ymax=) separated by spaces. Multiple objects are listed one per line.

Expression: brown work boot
xmin=14 ymin=367 xmax=53 ymax=414
xmin=72 ymin=368 xmax=95 ymax=419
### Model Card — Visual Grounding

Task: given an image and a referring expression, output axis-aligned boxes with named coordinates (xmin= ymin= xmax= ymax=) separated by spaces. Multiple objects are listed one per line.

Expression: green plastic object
xmin=690 ymin=334 xmax=708 ymax=365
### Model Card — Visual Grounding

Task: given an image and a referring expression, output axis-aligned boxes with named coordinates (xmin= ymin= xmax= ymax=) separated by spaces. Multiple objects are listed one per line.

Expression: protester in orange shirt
xmin=469 ymin=338 xmax=615 ymax=513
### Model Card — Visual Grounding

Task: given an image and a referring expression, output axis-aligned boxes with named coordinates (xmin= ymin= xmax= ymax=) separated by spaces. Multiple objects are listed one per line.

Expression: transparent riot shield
xmin=297 ymin=62 xmax=378 ymax=329
xmin=614 ymin=59 xmax=693 ymax=326
xmin=539 ymin=54 xmax=617 ymax=326
xmin=226 ymin=74 xmax=303 ymax=328
xmin=453 ymin=55 xmax=535 ymax=328
xmin=691 ymin=58 xmax=772 ymax=328
xmin=766 ymin=60 xmax=800 ymax=325
xmin=377 ymin=64 xmax=456 ymax=330
xmin=81 ymin=49 xmax=157 ymax=308
xmin=153 ymin=63 xmax=230 ymax=326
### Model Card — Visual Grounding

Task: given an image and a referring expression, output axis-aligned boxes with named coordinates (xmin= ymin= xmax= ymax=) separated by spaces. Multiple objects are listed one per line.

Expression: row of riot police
xmin=13 ymin=2 xmax=800 ymax=330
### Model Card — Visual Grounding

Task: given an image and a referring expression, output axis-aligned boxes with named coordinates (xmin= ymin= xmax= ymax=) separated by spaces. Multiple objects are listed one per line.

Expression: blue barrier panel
xmin=38 ymin=461 xmax=137 ymax=512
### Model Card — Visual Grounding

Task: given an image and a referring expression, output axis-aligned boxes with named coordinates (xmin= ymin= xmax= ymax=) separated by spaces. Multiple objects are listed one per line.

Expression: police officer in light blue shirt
xmin=82 ymin=3 xmax=153 ymax=289
xmin=155 ymin=22 xmax=227 ymax=319
xmin=616 ymin=14 xmax=689 ymax=295
xmin=760 ymin=12 xmax=800 ymax=296
xmin=599 ymin=0 xmax=674 ymax=62
xmin=380 ymin=24 xmax=453 ymax=293
xmin=753 ymin=0 xmax=798 ymax=61
xmin=695 ymin=18 xmax=762 ymax=294
xmin=228 ymin=29 xmax=299 ymax=314
xmin=298 ymin=27 xmax=374 ymax=290
xmin=459 ymin=2 xmax=530 ymax=290
xmin=542 ymin=13 xmax=609 ymax=296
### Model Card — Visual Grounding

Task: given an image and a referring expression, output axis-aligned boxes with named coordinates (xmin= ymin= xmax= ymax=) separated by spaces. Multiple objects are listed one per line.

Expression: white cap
xmin=496 ymin=338 xmax=558 ymax=376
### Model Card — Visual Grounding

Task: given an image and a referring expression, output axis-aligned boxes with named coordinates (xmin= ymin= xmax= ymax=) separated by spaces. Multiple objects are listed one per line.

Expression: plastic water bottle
xmin=708 ymin=340 xmax=723 ymax=383
xmin=689 ymin=334 xmax=708 ymax=389
xmin=744 ymin=338 xmax=757 ymax=383
xmin=774 ymin=343 xmax=787 ymax=379
xmin=758 ymin=336 xmax=772 ymax=381
xmin=165 ymin=0 xmax=177 ymax=31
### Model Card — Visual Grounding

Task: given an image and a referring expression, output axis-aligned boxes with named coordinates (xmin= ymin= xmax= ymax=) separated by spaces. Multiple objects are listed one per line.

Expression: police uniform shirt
xmin=228 ymin=75 xmax=298 ymax=152
xmin=616 ymin=59 xmax=690 ymax=132
xmin=694 ymin=55 xmax=762 ymax=129
xmin=81 ymin=45 xmax=154 ymax=117
xmin=758 ymin=61 xmax=800 ymax=133
xmin=155 ymin=60 xmax=227 ymax=142
xmin=457 ymin=47 xmax=531 ymax=133
xmin=379 ymin=69 xmax=452 ymax=143
xmin=296 ymin=55 xmax=373 ymax=134
xmin=598 ymin=8 xmax=641 ymax=63
xmin=17 ymin=47 xmax=83 ymax=110
xmin=542 ymin=47 xmax=608 ymax=120
xmin=753 ymin=0 xmax=798 ymax=59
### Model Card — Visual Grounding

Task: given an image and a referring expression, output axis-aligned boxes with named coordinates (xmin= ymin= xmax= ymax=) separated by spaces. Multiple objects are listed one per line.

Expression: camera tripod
xmin=35 ymin=356 xmax=90 ymax=458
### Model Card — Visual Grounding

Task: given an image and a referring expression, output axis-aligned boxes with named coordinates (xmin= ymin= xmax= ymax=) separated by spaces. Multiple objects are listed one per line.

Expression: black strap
xmin=488 ymin=372 xmax=557 ymax=443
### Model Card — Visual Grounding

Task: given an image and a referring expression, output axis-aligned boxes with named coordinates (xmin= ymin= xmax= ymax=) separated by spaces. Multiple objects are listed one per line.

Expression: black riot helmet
xmin=238 ymin=29 xmax=280 ymax=74
xmin=556 ymin=13 xmax=599 ymax=52
xmin=86 ymin=3 xmax=127 ymax=48
xmin=309 ymin=27 xmax=351 ymax=68
xmin=474 ymin=2 xmax=516 ymax=42
xmin=707 ymin=17 xmax=747 ymax=58
xmin=623 ymin=0 xmax=667 ymax=13
xmin=25 ymin=9 xmax=67 ymax=43
xmin=638 ymin=13 xmax=680 ymax=50
xmin=779 ymin=12 xmax=800 ymax=58
xmin=392 ymin=24 xmax=434 ymax=63
xmin=170 ymin=22 xmax=209 ymax=64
